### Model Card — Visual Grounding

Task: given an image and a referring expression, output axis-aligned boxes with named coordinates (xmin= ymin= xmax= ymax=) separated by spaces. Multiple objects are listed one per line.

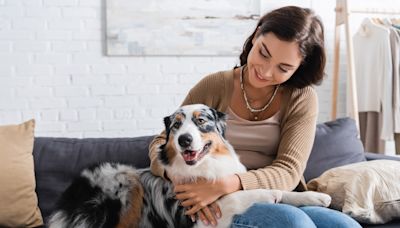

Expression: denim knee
xmin=231 ymin=203 xmax=316 ymax=228
xmin=300 ymin=206 xmax=362 ymax=228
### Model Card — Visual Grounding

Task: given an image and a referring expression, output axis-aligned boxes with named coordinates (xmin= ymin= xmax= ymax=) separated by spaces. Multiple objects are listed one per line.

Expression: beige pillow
xmin=0 ymin=120 xmax=43 ymax=227
xmin=307 ymin=160 xmax=400 ymax=224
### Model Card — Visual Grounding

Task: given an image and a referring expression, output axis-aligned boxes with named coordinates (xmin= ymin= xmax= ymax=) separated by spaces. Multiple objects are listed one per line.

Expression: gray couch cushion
xmin=304 ymin=117 xmax=366 ymax=182
xmin=33 ymin=136 xmax=154 ymax=223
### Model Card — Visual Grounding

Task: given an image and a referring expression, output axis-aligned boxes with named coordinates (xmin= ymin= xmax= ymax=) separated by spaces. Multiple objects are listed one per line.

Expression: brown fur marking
xmin=202 ymin=132 xmax=230 ymax=156
xmin=175 ymin=113 xmax=184 ymax=122
xmin=116 ymin=174 xmax=144 ymax=228
xmin=193 ymin=111 xmax=201 ymax=119
xmin=164 ymin=134 xmax=177 ymax=164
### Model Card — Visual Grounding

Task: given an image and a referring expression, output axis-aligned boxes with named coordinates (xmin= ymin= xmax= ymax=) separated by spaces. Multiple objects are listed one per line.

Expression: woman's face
xmin=246 ymin=32 xmax=303 ymax=89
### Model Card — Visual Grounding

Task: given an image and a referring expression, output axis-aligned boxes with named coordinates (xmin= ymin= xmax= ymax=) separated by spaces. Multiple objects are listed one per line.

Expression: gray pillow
xmin=304 ymin=117 xmax=366 ymax=182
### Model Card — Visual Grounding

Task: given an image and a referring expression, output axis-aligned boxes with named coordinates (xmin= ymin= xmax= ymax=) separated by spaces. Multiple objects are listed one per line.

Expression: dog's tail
xmin=48 ymin=163 xmax=143 ymax=228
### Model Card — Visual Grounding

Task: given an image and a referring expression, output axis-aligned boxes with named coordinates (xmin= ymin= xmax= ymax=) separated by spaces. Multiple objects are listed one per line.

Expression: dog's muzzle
xmin=181 ymin=141 xmax=212 ymax=166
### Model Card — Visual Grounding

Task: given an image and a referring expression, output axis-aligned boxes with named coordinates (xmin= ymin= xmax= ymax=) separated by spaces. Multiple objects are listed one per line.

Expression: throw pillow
xmin=0 ymin=120 xmax=43 ymax=227
xmin=304 ymin=117 xmax=366 ymax=182
xmin=307 ymin=160 xmax=400 ymax=224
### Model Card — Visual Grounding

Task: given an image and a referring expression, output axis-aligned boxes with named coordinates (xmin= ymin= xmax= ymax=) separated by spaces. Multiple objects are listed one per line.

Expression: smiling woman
xmin=247 ymin=33 xmax=302 ymax=88
xmin=149 ymin=6 xmax=361 ymax=228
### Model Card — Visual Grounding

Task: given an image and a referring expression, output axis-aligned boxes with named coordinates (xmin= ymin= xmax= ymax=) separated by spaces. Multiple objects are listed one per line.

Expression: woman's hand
xmin=175 ymin=177 xmax=223 ymax=210
xmin=174 ymin=175 xmax=242 ymax=226
xmin=194 ymin=203 xmax=221 ymax=226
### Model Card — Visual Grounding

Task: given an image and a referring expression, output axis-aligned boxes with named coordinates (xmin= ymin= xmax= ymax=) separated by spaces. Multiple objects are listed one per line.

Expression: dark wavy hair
xmin=238 ymin=6 xmax=326 ymax=88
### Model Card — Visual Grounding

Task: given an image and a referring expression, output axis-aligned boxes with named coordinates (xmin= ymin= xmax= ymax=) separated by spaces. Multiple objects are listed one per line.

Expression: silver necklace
xmin=240 ymin=66 xmax=279 ymax=119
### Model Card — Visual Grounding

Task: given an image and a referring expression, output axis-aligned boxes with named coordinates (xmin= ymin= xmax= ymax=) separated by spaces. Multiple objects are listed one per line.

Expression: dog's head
xmin=159 ymin=104 xmax=227 ymax=167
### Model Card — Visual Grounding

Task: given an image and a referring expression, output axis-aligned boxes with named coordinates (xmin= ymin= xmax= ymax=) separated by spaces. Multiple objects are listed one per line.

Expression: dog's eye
xmin=197 ymin=118 xmax=206 ymax=124
xmin=172 ymin=122 xmax=181 ymax=129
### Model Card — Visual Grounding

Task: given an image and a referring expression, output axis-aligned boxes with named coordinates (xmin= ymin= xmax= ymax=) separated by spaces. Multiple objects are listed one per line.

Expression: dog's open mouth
xmin=182 ymin=141 xmax=212 ymax=165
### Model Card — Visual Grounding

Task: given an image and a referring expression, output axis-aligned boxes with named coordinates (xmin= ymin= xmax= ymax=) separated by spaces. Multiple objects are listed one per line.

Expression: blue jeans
xmin=231 ymin=203 xmax=362 ymax=228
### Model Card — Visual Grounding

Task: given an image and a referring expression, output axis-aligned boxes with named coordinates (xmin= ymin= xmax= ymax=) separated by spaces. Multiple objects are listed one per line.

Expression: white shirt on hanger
xmin=353 ymin=18 xmax=394 ymax=140
xmin=382 ymin=18 xmax=400 ymax=134
xmin=387 ymin=25 xmax=400 ymax=133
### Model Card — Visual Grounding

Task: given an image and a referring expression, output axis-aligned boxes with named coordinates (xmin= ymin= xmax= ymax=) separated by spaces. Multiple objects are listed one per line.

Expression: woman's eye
xmin=279 ymin=67 xmax=288 ymax=73
xmin=259 ymin=50 xmax=268 ymax=58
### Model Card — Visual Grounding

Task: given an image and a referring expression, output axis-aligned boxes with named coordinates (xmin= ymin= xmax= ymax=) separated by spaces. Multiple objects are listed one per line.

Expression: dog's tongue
xmin=183 ymin=150 xmax=198 ymax=161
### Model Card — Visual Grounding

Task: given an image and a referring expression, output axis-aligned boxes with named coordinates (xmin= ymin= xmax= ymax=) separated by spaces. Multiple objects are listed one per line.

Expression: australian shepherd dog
xmin=48 ymin=104 xmax=331 ymax=228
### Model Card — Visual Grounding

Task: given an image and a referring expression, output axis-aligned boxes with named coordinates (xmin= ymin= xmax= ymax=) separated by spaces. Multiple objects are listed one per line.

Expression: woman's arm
xmin=175 ymin=174 xmax=242 ymax=209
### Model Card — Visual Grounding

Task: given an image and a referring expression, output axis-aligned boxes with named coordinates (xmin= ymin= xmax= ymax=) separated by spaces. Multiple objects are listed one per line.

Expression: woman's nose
xmin=260 ymin=65 xmax=273 ymax=79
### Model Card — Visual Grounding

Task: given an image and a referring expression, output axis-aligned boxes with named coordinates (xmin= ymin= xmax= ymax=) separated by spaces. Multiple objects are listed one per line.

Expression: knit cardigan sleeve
xmin=237 ymin=87 xmax=318 ymax=191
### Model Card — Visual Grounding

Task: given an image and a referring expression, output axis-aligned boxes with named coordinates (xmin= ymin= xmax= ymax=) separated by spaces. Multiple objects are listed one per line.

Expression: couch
xmin=32 ymin=118 xmax=400 ymax=228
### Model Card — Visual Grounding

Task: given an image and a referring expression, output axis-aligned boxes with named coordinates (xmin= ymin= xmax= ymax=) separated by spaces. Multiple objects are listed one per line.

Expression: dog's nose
xmin=178 ymin=134 xmax=193 ymax=147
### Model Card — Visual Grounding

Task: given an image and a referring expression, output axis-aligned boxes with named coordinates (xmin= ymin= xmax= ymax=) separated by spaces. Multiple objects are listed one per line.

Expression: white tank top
xmin=225 ymin=107 xmax=281 ymax=170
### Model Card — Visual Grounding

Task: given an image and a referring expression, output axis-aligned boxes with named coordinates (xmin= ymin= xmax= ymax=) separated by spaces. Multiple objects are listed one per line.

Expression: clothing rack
xmin=331 ymin=0 xmax=400 ymax=131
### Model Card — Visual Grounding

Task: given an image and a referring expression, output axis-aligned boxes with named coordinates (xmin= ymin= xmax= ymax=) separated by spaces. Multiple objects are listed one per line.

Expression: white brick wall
xmin=0 ymin=0 xmax=397 ymax=142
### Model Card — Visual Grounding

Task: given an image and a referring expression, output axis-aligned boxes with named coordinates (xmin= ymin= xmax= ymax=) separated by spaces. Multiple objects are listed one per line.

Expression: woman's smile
xmin=255 ymin=69 xmax=268 ymax=81
xmin=253 ymin=68 xmax=272 ymax=84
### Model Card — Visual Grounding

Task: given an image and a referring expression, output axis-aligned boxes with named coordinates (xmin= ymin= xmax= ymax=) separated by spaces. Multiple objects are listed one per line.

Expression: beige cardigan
xmin=149 ymin=69 xmax=318 ymax=191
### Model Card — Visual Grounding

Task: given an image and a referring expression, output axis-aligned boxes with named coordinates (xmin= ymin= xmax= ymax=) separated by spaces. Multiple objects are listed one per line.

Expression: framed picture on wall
xmin=106 ymin=0 xmax=260 ymax=56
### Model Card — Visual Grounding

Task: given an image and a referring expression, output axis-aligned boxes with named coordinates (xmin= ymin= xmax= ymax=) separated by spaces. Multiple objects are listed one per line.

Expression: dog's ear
xmin=163 ymin=115 xmax=172 ymax=131
xmin=211 ymin=108 xmax=227 ymax=137
xmin=216 ymin=110 xmax=226 ymax=121
xmin=158 ymin=143 xmax=169 ymax=166
xmin=163 ymin=115 xmax=173 ymax=142
xmin=159 ymin=115 xmax=173 ymax=166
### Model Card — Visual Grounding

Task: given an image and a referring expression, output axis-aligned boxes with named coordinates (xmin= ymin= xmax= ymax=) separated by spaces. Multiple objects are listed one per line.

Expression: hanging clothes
xmin=393 ymin=23 xmax=400 ymax=155
xmin=359 ymin=112 xmax=385 ymax=153
xmin=396 ymin=133 xmax=400 ymax=154
xmin=383 ymin=20 xmax=400 ymax=135
xmin=353 ymin=18 xmax=394 ymax=145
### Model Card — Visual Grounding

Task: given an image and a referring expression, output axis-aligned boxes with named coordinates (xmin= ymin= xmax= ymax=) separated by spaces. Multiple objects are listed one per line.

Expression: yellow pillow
xmin=307 ymin=160 xmax=400 ymax=224
xmin=0 ymin=120 xmax=43 ymax=227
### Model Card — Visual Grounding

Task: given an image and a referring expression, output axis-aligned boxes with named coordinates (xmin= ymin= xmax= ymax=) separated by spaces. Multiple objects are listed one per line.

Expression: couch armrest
xmin=364 ymin=152 xmax=400 ymax=161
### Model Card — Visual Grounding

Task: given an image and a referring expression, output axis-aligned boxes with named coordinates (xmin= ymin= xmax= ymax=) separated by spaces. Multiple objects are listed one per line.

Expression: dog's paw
xmin=241 ymin=189 xmax=283 ymax=204
xmin=271 ymin=190 xmax=283 ymax=203
xmin=302 ymin=191 xmax=332 ymax=207
xmin=281 ymin=191 xmax=332 ymax=207
xmin=260 ymin=189 xmax=283 ymax=204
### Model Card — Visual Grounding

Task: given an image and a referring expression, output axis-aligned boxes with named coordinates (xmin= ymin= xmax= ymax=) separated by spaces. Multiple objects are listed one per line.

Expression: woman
xmin=149 ymin=6 xmax=361 ymax=228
